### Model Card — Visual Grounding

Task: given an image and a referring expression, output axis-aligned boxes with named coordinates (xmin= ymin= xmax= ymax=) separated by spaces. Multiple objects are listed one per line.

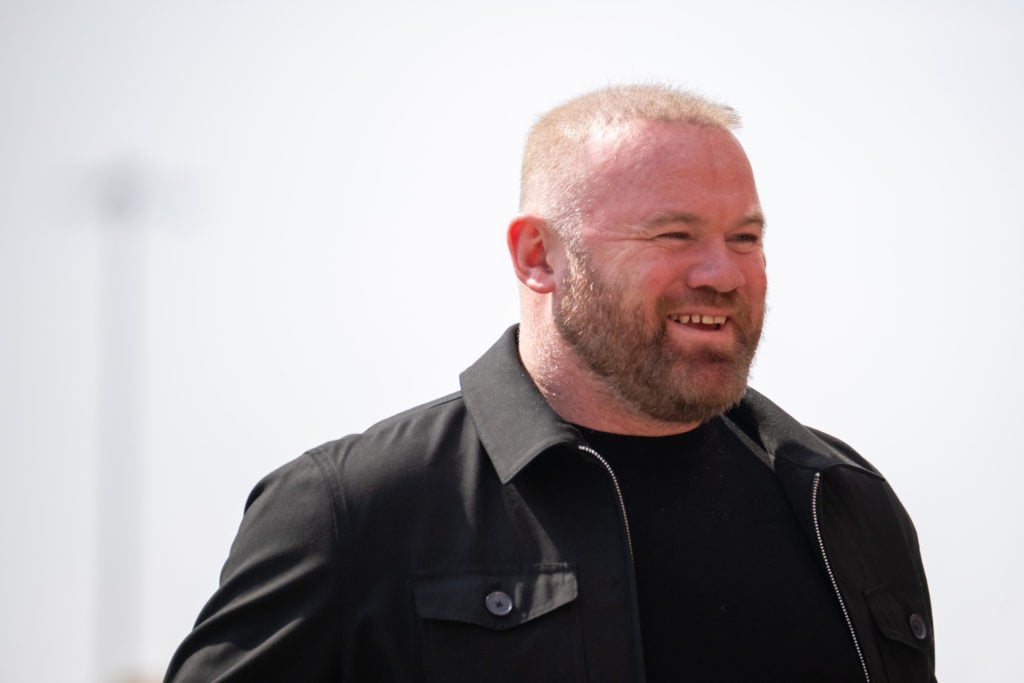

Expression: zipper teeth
xmin=812 ymin=472 xmax=871 ymax=683
xmin=578 ymin=444 xmax=635 ymax=562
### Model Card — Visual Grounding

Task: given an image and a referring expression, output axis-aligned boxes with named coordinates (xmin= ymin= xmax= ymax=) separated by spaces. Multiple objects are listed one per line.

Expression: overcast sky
xmin=2 ymin=1 xmax=1022 ymax=680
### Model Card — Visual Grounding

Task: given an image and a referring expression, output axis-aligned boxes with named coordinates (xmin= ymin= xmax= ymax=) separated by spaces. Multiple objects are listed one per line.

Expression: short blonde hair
xmin=520 ymin=84 xmax=741 ymax=239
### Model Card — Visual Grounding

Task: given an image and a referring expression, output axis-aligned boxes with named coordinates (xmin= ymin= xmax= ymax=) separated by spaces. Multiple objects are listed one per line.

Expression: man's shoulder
xmin=729 ymin=388 xmax=882 ymax=478
xmin=282 ymin=390 xmax=480 ymax=496
xmin=803 ymin=426 xmax=882 ymax=476
xmin=314 ymin=389 xmax=469 ymax=454
xmin=342 ymin=389 xmax=463 ymax=434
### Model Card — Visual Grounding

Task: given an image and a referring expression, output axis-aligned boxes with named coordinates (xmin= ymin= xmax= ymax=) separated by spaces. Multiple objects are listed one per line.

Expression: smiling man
xmin=514 ymin=113 xmax=766 ymax=434
xmin=166 ymin=85 xmax=936 ymax=682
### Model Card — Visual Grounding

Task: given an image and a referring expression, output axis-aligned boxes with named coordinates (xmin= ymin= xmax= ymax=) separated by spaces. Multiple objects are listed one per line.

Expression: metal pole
xmin=94 ymin=159 xmax=148 ymax=683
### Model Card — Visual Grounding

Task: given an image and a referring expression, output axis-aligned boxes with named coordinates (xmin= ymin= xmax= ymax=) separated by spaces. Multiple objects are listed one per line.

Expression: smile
xmin=668 ymin=313 xmax=728 ymax=330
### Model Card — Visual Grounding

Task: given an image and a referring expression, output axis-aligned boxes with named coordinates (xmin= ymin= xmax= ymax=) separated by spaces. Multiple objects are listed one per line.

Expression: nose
xmin=684 ymin=241 xmax=746 ymax=292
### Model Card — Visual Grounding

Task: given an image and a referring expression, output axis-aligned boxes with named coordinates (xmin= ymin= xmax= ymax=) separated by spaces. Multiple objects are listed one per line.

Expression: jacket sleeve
xmin=165 ymin=452 xmax=344 ymax=682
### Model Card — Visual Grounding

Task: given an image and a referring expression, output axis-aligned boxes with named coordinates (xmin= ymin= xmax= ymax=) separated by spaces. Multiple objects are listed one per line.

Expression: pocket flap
xmin=863 ymin=585 xmax=932 ymax=651
xmin=413 ymin=564 xmax=578 ymax=631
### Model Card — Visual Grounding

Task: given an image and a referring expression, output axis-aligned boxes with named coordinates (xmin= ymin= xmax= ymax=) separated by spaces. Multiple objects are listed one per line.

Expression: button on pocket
xmin=908 ymin=612 xmax=928 ymax=640
xmin=413 ymin=564 xmax=583 ymax=682
xmin=485 ymin=590 xmax=514 ymax=616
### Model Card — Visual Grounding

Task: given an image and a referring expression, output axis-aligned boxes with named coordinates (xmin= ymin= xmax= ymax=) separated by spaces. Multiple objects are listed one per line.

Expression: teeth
xmin=669 ymin=314 xmax=728 ymax=325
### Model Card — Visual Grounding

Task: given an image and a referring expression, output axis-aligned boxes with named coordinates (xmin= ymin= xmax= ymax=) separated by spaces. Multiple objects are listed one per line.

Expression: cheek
xmin=745 ymin=266 xmax=770 ymax=309
xmin=743 ymin=257 xmax=768 ymax=297
xmin=637 ymin=254 xmax=686 ymax=289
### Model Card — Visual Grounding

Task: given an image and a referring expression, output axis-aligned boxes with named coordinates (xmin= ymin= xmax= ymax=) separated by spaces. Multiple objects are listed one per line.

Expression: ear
xmin=507 ymin=214 xmax=561 ymax=294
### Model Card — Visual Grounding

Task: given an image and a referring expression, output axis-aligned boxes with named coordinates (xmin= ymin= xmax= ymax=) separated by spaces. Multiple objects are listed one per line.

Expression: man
xmin=166 ymin=85 xmax=936 ymax=682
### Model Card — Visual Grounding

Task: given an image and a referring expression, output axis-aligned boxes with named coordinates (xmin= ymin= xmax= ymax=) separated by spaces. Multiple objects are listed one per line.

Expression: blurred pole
xmin=94 ymin=159 xmax=148 ymax=683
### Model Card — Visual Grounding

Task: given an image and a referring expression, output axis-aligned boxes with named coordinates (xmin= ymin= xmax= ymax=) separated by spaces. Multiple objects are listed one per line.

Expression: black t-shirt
xmin=577 ymin=417 xmax=864 ymax=683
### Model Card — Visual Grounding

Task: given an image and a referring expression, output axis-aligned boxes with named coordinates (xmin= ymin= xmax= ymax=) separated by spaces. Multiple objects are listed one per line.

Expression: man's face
xmin=552 ymin=121 xmax=767 ymax=425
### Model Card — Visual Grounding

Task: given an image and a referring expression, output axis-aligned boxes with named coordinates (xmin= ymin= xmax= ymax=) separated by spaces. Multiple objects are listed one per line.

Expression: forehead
xmin=580 ymin=120 xmax=759 ymax=220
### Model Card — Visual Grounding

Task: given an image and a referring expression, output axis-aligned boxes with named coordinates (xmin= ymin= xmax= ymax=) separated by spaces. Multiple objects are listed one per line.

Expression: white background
xmin=2 ymin=1 xmax=1021 ymax=680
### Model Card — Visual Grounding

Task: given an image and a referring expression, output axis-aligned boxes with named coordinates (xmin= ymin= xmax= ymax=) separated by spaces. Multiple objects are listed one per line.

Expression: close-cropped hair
xmin=520 ymin=84 xmax=740 ymax=243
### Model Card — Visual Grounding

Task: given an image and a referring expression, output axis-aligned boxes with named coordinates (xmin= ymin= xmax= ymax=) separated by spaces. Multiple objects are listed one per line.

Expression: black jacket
xmin=166 ymin=326 xmax=936 ymax=682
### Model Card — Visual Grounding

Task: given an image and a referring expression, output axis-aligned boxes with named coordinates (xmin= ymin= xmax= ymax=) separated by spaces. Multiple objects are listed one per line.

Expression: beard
xmin=552 ymin=249 xmax=764 ymax=425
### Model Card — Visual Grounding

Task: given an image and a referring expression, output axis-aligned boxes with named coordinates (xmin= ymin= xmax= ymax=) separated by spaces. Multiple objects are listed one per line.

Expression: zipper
xmin=579 ymin=443 xmax=649 ymax=682
xmin=578 ymin=444 xmax=635 ymax=563
xmin=812 ymin=472 xmax=871 ymax=683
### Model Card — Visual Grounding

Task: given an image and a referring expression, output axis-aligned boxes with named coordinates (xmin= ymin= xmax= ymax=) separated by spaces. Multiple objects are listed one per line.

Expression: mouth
xmin=668 ymin=313 xmax=728 ymax=331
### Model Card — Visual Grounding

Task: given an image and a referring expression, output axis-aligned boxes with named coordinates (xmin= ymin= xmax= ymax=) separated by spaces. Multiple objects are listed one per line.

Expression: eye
xmin=728 ymin=232 xmax=762 ymax=252
xmin=657 ymin=231 xmax=692 ymax=241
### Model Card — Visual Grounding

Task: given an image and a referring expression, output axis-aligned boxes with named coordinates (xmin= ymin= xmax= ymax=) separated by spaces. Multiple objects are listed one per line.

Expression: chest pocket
xmin=413 ymin=564 xmax=585 ymax=682
xmin=864 ymin=585 xmax=935 ymax=682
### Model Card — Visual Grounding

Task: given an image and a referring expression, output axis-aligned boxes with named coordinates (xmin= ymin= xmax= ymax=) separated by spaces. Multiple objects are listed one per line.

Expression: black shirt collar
xmin=460 ymin=325 xmax=581 ymax=484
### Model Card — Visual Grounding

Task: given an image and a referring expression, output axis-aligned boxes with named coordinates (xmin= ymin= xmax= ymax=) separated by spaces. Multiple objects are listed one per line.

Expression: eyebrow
xmin=742 ymin=212 xmax=767 ymax=233
xmin=643 ymin=211 xmax=700 ymax=227
xmin=642 ymin=211 xmax=767 ymax=231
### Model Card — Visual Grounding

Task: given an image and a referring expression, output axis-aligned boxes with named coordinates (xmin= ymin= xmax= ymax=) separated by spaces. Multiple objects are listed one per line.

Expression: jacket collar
xmin=460 ymin=325 xmax=875 ymax=484
xmin=723 ymin=389 xmax=876 ymax=477
xmin=460 ymin=326 xmax=581 ymax=484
